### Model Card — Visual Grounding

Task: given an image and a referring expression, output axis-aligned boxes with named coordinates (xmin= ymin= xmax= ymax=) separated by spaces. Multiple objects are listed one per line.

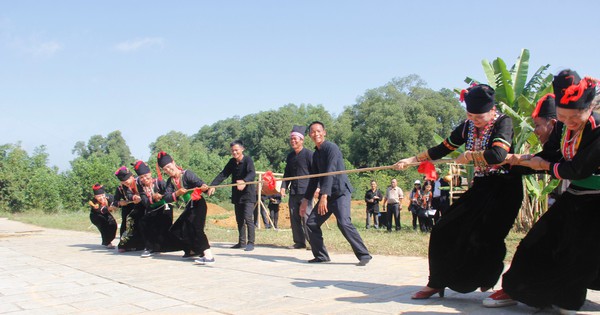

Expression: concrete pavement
xmin=1 ymin=217 xmax=599 ymax=314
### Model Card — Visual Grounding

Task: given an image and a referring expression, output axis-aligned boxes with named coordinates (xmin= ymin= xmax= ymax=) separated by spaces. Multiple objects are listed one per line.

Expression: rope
xmin=197 ymin=159 xmax=455 ymax=190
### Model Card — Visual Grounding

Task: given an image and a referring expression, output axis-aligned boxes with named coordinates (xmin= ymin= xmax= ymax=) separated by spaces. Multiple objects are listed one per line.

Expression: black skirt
xmin=502 ymin=189 xmax=600 ymax=310
xmin=427 ymin=174 xmax=523 ymax=293
xmin=117 ymin=205 xmax=145 ymax=251
xmin=170 ymin=198 xmax=211 ymax=255
xmin=89 ymin=211 xmax=117 ymax=246
xmin=140 ymin=206 xmax=182 ymax=252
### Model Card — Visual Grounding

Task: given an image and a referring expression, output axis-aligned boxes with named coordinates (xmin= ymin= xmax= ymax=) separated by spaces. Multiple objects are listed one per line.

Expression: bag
xmin=426 ymin=209 xmax=437 ymax=217
xmin=409 ymin=203 xmax=419 ymax=215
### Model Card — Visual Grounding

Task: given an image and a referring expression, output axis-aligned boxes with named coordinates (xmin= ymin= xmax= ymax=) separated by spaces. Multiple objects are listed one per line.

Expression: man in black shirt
xmin=208 ymin=140 xmax=257 ymax=251
xmin=281 ymin=125 xmax=314 ymax=249
xmin=300 ymin=121 xmax=372 ymax=266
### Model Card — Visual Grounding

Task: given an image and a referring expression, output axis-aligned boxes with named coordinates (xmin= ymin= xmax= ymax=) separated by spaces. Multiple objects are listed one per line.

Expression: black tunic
xmin=304 ymin=140 xmax=353 ymax=199
xmin=89 ymin=194 xmax=118 ymax=246
xmin=424 ymin=114 xmax=524 ymax=293
xmin=281 ymin=147 xmax=314 ymax=196
xmin=137 ymin=178 xmax=181 ymax=252
xmin=164 ymin=169 xmax=211 ymax=255
xmin=210 ymin=155 xmax=257 ymax=204
xmin=364 ymin=189 xmax=383 ymax=213
xmin=502 ymin=113 xmax=600 ymax=310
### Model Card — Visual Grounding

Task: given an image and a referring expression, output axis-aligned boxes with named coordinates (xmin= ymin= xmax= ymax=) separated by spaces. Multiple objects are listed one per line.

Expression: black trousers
xmin=235 ymin=202 xmax=255 ymax=245
xmin=269 ymin=204 xmax=279 ymax=229
xmin=306 ymin=193 xmax=370 ymax=261
xmin=386 ymin=203 xmax=400 ymax=230
xmin=289 ymin=194 xmax=310 ymax=247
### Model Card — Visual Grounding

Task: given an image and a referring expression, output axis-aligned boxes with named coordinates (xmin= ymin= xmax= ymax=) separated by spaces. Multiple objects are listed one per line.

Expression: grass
xmin=1 ymin=201 xmax=525 ymax=261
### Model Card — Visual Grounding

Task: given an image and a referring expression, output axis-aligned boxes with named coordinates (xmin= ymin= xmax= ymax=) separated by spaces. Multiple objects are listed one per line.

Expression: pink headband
xmin=290 ymin=131 xmax=304 ymax=139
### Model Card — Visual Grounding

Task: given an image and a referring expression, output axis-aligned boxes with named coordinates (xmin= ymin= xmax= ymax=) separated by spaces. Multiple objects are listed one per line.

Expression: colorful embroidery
xmin=465 ymin=113 xmax=503 ymax=175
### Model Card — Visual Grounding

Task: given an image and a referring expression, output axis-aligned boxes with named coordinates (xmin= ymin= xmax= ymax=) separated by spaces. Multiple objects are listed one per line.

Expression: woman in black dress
xmin=157 ymin=151 xmax=214 ymax=265
xmin=89 ymin=184 xmax=118 ymax=249
xmin=485 ymin=70 xmax=600 ymax=314
xmin=395 ymin=84 xmax=523 ymax=299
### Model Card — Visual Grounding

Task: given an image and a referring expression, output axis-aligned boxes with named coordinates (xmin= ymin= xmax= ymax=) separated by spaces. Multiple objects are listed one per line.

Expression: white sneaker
xmin=194 ymin=257 xmax=215 ymax=265
xmin=483 ymin=289 xmax=517 ymax=308
xmin=140 ymin=250 xmax=153 ymax=258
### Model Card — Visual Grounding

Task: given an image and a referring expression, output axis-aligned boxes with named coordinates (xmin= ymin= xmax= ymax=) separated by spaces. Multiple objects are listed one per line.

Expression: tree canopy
xmin=1 ymin=74 xmax=466 ymax=212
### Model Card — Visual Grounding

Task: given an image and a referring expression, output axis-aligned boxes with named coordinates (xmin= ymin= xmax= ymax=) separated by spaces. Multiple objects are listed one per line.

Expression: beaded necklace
xmin=465 ymin=113 xmax=498 ymax=151
xmin=143 ymin=179 xmax=156 ymax=203
xmin=466 ymin=113 xmax=499 ymax=174
xmin=560 ymin=125 xmax=584 ymax=161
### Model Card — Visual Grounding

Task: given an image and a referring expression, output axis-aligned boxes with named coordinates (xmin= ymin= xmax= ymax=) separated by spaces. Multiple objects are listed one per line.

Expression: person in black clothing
xmin=134 ymin=160 xmax=181 ymax=258
xmin=484 ymin=70 xmax=600 ymax=313
xmin=434 ymin=175 xmax=451 ymax=222
xmin=408 ymin=180 xmax=423 ymax=230
xmin=419 ymin=181 xmax=434 ymax=232
xmin=281 ymin=125 xmax=315 ymax=249
xmin=208 ymin=140 xmax=257 ymax=252
xmin=113 ymin=166 xmax=145 ymax=252
xmin=395 ymin=84 xmax=523 ymax=299
xmin=257 ymin=194 xmax=271 ymax=228
xmin=300 ymin=121 xmax=372 ymax=266
xmin=268 ymin=193 xmax=282 ymax=229
xmin=364 ymin=180 xmax=383 ymax=229
xmin=157 ymin=151 xmax=214 ymax=264
xmin=89 ymin=184 xmax=117 ymax=249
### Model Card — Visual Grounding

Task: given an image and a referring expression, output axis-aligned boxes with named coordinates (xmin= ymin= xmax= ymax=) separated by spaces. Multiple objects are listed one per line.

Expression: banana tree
xmin=456 ymin=49 xmax=558 ymax=231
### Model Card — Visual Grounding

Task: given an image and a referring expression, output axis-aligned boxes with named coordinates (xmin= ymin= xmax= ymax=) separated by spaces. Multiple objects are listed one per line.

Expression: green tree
xmin=0 ymin=143 xmax=30 ymax=212
xmin=72 ymin=131 xmax=133 ymax=166
xmin=24 ymin=146 xmax=62 ymax=213
xmin=105 ymin=131 xmax=134 ymax=165
xmin=67 ymin=153 xmax=121 ymax=205
xmin=346 ymin=75 xmax=464 ymax=168
xmin=193 ymin=117 xmax=243 ymax=156
xmin=0 ymin=144 xmax=68 ymax=213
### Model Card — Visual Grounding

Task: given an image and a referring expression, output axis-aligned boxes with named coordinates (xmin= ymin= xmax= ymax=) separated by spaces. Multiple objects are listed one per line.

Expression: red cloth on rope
xmin=191 ymin=188 xmax=203 ymax=201
xmin=262 ymin=171 xmax=276 ymax=191
xmin=417 ymin=161 xmax=438 ymax=181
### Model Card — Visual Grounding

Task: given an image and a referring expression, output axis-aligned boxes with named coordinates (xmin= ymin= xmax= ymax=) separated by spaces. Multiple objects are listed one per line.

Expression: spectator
xmin=409 ymin=180 xmax=423 ymax=230
xmin=268 ymin=193 xmax=282 ymax=229
xmin=383 ymin=178 xmax=404 ymax=231
xmin=436 ymin=175 xmax=452 ymax=220
xmin=364 ymin=180 xmax=383 ymax=229
xmin=419 ymin=182 xmax=434 ymax=232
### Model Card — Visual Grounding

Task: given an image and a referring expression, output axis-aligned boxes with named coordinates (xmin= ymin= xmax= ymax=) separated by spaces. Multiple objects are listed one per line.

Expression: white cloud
xmin=30 ymin=40 xmax=62 ymax=56
xmin=115 ymin=37 xmax=164 ymax=52
xmin=9 ymin=38 xmax=63 ymax=57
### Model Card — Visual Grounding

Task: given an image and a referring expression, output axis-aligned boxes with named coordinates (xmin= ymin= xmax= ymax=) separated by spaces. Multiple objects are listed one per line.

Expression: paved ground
xmin=1 ymin=218 xmax=599 ymax=315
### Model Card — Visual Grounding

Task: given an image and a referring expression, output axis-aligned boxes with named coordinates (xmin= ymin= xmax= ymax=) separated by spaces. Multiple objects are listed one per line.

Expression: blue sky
xmin=2 ymin=1 xmax=599 ymax=171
